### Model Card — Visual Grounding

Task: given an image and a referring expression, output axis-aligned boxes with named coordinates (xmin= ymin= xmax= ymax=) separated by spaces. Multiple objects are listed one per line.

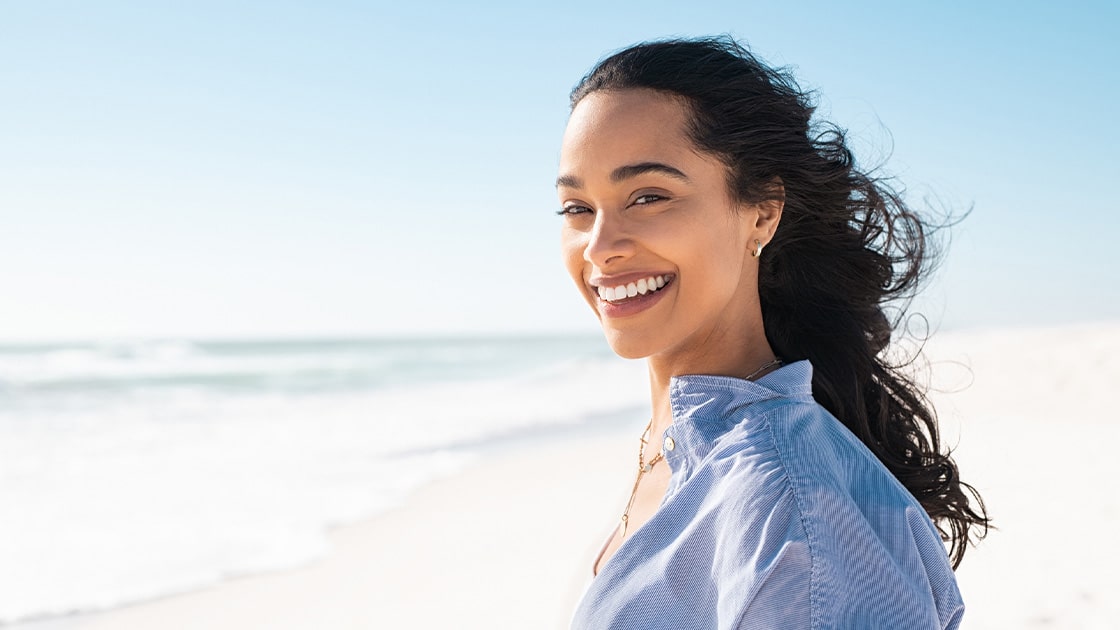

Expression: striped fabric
xmin=571 ymin=361 xmax=963 ymax=629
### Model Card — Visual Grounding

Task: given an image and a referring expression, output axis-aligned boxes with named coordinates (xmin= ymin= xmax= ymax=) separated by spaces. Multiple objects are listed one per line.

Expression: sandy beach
xmin=53 ymin=431 xmax=636 ymax=630
xmin=16 ymin=322 xmax=1120 ymax=629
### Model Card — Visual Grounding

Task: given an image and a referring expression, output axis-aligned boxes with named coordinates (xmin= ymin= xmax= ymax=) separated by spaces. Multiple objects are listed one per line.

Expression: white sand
xmin=64 ymin=432 xmax=636 ymax=630
xmin=926 ymin=323 xmax=1120 ymax=629
xmin=43 ymin=322 xmax=1120 ymax=629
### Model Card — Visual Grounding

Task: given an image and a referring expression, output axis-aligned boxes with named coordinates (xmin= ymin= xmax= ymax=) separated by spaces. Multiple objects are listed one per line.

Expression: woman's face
xmin=557 ymin=89 xmax=774 ymax=361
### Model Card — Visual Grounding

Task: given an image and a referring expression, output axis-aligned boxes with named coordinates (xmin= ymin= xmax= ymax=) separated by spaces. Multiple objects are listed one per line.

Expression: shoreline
xmin=10 ymin=321 xmax=1120 ymax=629
xmin=25 ymin=428 xmax=636 ymax=630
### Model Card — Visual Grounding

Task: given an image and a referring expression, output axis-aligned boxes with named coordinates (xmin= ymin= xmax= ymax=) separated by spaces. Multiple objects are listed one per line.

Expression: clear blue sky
xmin=1 ymin=1 xmax=1116 ymax=340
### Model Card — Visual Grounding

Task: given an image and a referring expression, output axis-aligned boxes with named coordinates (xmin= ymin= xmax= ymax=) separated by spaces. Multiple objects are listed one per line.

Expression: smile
xmin=596 ymin=275 xmax=670 ymax=302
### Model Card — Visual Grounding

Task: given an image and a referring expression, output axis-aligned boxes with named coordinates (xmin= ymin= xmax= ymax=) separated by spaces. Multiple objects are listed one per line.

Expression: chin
xmin=601 ymin=326 xmax=660 ymax=360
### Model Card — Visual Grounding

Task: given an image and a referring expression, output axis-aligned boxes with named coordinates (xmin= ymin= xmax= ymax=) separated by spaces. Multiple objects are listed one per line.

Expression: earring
xmin=752 ymin=239 xmax=763 ymax=258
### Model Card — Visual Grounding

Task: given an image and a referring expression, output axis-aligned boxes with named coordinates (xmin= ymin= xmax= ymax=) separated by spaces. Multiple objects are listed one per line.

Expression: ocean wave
xmin=0 ymin=336 xmax=642 ymax=624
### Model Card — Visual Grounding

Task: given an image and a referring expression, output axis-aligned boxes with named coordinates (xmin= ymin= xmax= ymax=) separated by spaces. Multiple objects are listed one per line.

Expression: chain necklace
xmin=743 ymin=357 xmax=783 ymax=381
xmin=615 ymin=356 xmax=782 ymax=540
xmin=618 ymin=418 xmax=662 ymax=538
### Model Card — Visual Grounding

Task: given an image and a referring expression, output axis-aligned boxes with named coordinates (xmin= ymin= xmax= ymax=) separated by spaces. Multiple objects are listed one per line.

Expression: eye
xmin=631 ymin=193 xmax=666 ymax=206
xmin=556 ymin=204 xmax=592 ymax=216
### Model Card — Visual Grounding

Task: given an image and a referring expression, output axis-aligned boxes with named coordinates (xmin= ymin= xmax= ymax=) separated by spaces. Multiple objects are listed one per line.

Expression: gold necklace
xmin=743 ymin=357 xmax=783 ymax=381
xmin=615 ymin=356 xmax=782 ymax=539
xmin=619 ymin=417 xmax=662 ymax=538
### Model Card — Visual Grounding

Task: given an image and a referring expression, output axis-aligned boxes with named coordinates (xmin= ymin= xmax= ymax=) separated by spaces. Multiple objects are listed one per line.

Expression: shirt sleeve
xmin=735 ymin=539 xmax=812 ymax=630
xmin=722 ymin=466 xmax=961 ymax=630
xmin=733 ymin=532 xmax=962 ymax=630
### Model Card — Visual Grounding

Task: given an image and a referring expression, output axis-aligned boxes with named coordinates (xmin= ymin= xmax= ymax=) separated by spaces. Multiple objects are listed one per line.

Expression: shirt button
xmin=664 ymin=436 xmax=676 ymax=451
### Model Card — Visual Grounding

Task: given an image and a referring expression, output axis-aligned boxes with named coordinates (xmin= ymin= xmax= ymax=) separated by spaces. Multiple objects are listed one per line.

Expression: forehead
xmin=560 ymin=89 xmax=695 ymax=174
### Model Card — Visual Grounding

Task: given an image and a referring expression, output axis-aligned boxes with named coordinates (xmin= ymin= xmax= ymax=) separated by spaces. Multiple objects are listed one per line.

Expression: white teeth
xmin=597 ymin=275 xmax=670 ymax=302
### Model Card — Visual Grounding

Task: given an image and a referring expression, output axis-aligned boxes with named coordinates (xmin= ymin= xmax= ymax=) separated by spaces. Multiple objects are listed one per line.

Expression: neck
xmin=644 ymin=317 xmax=777 ymax=446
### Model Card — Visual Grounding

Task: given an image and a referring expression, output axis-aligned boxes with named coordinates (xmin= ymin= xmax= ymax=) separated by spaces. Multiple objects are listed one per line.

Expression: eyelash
xmin=556 ymin=194 xmax=666 ymax=216
xmin=556 ymin=205 xmax=589 ymax=216
xmin=633 ymin=194 xmax=665 ymax=205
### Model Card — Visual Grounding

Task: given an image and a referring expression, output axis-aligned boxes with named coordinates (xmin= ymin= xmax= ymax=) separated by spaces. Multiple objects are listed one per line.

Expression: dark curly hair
xmin=571 ymin=36 xmax=989 ymax=568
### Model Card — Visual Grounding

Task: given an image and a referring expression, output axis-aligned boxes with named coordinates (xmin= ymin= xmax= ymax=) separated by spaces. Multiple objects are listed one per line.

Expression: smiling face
xmin=558 ymin=89 xmax=779 ymax=364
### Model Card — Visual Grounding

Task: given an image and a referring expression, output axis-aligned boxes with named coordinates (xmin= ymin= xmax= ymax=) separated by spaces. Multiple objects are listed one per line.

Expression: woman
xmin=556 ymin=37 xmax=989 ymax=629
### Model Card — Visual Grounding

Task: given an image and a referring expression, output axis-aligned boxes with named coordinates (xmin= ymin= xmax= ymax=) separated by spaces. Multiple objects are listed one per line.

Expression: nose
xmin=583 ymin=211 xmax=635 ymax=267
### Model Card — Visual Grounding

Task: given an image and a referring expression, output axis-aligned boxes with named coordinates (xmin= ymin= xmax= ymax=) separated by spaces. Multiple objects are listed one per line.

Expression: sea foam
xmin=0 ymin=336 xmax=648 ymax=624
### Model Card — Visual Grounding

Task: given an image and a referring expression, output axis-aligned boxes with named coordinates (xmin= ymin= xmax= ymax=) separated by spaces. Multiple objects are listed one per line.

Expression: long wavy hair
xmin=571 ymin=36 xmax=989 ymax=568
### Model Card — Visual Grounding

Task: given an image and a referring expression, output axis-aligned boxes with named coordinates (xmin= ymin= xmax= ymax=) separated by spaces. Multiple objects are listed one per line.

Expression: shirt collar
xmin=662 ymin=360 xmax=815 ymax=474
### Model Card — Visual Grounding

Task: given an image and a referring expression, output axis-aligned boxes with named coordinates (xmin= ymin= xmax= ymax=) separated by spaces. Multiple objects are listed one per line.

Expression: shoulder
xmin=708 ymin=400 xmax=964 ymax=629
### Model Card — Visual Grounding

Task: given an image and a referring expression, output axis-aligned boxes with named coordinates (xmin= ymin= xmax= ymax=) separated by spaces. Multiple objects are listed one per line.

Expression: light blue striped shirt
xmin=572 ymin=361 xmax=963 ymax=629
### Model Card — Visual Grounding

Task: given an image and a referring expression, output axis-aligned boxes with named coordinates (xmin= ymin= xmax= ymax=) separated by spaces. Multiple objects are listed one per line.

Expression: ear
xmin=742 ymin=178 xmax=784 ymax=246
xmin=752 ymin=197 xmax=783 ymax=238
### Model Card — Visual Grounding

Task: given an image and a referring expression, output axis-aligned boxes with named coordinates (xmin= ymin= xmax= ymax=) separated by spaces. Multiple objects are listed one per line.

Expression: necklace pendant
xmin=620 ymin=514 xmax=629 ymax=538
xmin=641 ymin=463 xmax=652 ymax=473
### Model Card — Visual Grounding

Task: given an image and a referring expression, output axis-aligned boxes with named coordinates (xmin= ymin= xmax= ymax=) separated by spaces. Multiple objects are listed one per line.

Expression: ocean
xmin=0 ymin=335 xmax=647 ymax=625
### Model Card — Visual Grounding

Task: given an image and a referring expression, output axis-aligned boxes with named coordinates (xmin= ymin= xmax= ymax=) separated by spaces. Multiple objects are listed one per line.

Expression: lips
xmin=588 ymin=273 xmax=675 ymax=319
xmin=596 ymin=275 xmax=669 ymax=302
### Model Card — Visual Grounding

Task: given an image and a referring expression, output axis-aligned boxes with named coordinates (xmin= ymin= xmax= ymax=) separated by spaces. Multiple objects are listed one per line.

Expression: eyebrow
xmin=555 ymin=162 xmax=690 ymax=189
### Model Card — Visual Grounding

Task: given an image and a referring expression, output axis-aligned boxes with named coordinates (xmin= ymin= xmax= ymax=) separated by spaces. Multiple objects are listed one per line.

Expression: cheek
xmin=560 ymin=229 xmax=587 ymax=282
xmin=680 ymin=228 xmax=747 ymax=300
